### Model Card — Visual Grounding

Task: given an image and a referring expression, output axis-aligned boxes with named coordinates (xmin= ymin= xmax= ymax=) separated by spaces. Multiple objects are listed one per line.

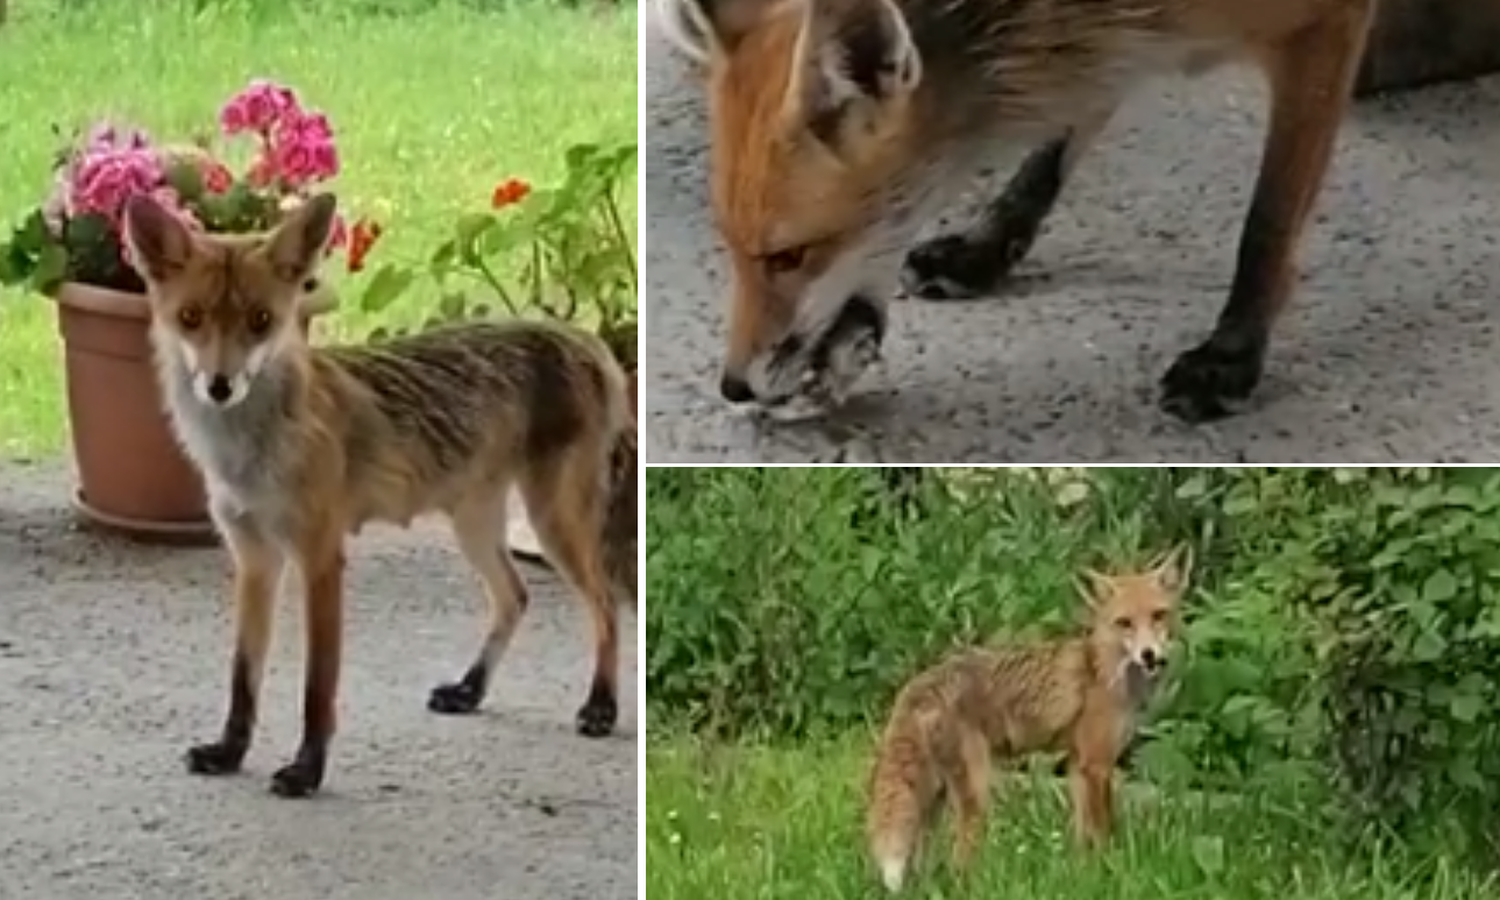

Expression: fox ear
xmin=785 ymin=0 xmax=922 ymax=141
xmin=1150 ymin=544 xmax=1194 ymax=595
xmin=262 ymin=192 xmax=338 ymax=286
xmin=1076 ymin=569 xmax=1116 ymax=608
xmin=656 ymin=0 xmax=767 ymax=63
xmin=122 ymin=193 xmax=195 ymax=283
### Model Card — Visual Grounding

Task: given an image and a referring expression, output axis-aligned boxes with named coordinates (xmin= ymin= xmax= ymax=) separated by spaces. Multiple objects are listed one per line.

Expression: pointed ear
xmin=785 ymin=0 xmax=922 ymax=140
xmin=656 ymin=0 xmax=769 ymax=63
xmin=122 ymin=193 xmax=196 ymax=283
xmin=1151 ymin=544 xmax=1194 ymax=595
xmin=262 ymin=192 xmax=338 ymax=286
xmin=1075 ymin=569 xmax=1116 ymax=609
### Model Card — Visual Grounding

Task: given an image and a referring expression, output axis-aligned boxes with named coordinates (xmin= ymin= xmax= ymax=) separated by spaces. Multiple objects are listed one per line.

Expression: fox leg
xmin=269 ymin=527 xmax=346 ymax=798
xmin=428 ymin=494 xmax=531 ymax=715
xmin=943 ymin=728 xmax=993 ymax=873
xmin=186 ymin=520 xmax=284 ymax=776
xmin=1067 ymin=760 xmax=1115 ymax=847
xmin=1160 ymin=3 xmax=1375 ymax=422
xmin=519 ymin=446 xmax=621 ymax=738
xmin=901 ymin=104 xmax=1117 ymax=300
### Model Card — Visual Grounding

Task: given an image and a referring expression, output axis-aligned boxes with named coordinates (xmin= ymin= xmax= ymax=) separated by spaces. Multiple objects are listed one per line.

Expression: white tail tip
xmin=879 ymin=857 xmax=906 ymax=893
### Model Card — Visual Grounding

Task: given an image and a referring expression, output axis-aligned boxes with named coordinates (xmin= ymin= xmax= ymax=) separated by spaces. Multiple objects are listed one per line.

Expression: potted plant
xmin=0 ymin=80 xmax=379 ymax=544
xmin=350 ymin=140 xmax=638 ymax=559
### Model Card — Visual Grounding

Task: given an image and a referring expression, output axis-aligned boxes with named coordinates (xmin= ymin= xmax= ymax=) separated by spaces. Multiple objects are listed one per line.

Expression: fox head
xmin=122 ymin=192 xmax=339 ymax=410
xmin=658 ymin=0 xmax=925 ymax=405
xmin=1078 ymin=545 xmax=1192 ymax=679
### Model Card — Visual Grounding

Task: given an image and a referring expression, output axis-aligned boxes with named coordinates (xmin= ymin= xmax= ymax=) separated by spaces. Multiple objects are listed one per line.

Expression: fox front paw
xmin=1159 ymin=334 xmax=1265 ymax=423
xmin=184 ymin=740 xmax=247 ymax=776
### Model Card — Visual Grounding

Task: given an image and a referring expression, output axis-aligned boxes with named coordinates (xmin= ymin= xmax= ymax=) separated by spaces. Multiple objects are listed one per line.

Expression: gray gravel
xmin=643 ymin=16 xmax=1500 ymax=462
xmin=0 ymin=459 xmax=637 ymax=900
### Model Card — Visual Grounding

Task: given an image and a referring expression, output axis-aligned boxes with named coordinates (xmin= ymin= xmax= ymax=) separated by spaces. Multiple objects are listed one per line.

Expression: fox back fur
xmin=122 ymin=191 xmax=636 ymax=798
xmin=866 ymin=546 xmax=1191 ymax=891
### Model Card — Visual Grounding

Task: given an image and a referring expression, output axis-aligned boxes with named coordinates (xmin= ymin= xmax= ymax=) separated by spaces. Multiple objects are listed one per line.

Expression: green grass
xmin=646 ymin=737 xmax=1499 ymax=900
xmin=0 ymin=0 xmax=636 ymax=460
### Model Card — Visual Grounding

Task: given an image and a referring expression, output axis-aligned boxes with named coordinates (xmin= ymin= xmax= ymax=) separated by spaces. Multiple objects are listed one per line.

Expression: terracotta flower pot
xmin=53 ymin=282 xmax=217 ymax=545
xmin=51 ymin=280 xmax=329 ymax=546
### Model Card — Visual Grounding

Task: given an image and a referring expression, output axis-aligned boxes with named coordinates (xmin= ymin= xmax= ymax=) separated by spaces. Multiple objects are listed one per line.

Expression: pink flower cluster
xmin=49 ymin=122 xmax=196 ymax=234
xmin=220 ymin=80 xmax=340 ymax=189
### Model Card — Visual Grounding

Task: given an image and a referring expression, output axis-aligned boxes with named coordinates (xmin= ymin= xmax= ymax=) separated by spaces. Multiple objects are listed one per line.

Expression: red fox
xmin=121 ymin=192 xmax=637 ymax=798
xmin=656 ymin=0 xmax=1375 ymax=422
xmin=865 ymin=546 xmax=1190 ymax=891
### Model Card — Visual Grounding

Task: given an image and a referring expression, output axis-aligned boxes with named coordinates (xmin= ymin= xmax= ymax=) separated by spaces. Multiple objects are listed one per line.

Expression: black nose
xmin=1141 ymin=649 xmax=1161 ymax=669
xmin=719 ymin=372 xmax=755 ymax=403
xmin=207 ymin=375 xmax=233 ymax=403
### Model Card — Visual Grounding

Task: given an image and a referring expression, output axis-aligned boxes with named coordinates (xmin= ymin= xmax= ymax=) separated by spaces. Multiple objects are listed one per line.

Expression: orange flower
xmin=491 ymin=177 xmax=531 ymax=209
xmin=346 ymin=218 xmax=383 ymax=273
xmin=201 ymin=160 xmax=234 ymax=194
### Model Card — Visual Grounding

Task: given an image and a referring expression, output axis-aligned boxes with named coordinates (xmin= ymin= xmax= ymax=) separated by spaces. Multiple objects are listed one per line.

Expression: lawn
xmin=0 ymin=0 xmax=637 ymax=460
xmin=646 ymin=737 xmax=1498 ymax=900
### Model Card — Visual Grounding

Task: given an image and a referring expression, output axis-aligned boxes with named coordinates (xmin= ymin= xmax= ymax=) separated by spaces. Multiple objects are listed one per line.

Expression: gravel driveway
xmin=0 ymin=459 xmax=637 ymax=900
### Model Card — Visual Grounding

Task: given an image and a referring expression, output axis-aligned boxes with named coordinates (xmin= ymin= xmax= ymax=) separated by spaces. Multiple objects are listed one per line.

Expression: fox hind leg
xmin=901 ymin=104 xmax=1117 ymax=300
xmin=942 ymin=727 xmax=993 ymax=873
xmin=429 ymin=492 xmax=531 ymax=715
xmin=519 ymin=446 xmax=620 ymax=738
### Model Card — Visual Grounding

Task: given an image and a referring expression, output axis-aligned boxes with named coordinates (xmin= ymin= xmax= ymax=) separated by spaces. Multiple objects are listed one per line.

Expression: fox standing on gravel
xmin=658 ymin=0 xmax=1375 ymax=421
xmin=122 ymin=192 xmax=637 ymax=798
xmin=866 ymin=546 xmax=1190 ymax=891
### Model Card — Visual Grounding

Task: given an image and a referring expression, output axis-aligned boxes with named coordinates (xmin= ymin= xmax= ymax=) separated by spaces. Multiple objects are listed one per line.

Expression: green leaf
xmin=1410 ymin=630 xmax=1446 ymax=662
xmin=358 ymin=264 xmax=415 ymax=315
xmin=1190 ymin=835 xmax=1225 ymax=876
xmin=1422 ymin=569 xmax=1458 ymax=605
xmin=31 ymin=243 xmax=69 ymax=295
xmin=1450 ymin=692 xmax=1484 ymax=723
xmin=437 ymin=292 xmax=468 ymax=322
xmin=454 ymin=212 xmax=496 ymax=265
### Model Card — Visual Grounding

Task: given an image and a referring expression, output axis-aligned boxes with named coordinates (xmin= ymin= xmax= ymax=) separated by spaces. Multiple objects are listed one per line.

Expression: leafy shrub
xmin=646 ymin=467 xmax=1500 ymax=862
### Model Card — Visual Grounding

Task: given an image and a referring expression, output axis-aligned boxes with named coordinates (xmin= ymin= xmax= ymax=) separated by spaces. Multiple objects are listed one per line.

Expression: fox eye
xmin=177 ymin=307 xmax=203 ymax=331
xmin=247 ymin=308 xmax=273 ymax=335
xmin=1114 ymin=616 xmax=1132 ymax=630
xmin=1151 ymin=609 xmax=1169 ymax=623
xmin=762 ymin=245 xmax=808 ymax=275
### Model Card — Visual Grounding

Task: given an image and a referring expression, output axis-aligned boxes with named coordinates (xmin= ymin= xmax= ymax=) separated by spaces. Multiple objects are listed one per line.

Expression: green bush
xmin=646 ymin=467 xmax=1500 ymax=862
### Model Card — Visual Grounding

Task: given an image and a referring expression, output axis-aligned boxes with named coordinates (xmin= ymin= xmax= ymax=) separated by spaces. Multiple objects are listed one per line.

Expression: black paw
xmin=269 ymin=762 xmax=323 ymax=798
xmin=428 ymin=681 xmax=485 ymax=715
xmin=575 ymin=695 xmax=618 ymax=738
xmin=1160 ymin=335 xmax=1265 ymax=423
xmin=900 ymin=226 xmax=1034 ymax=300
xmin=185 ymin=741 xmax=246 ymax=776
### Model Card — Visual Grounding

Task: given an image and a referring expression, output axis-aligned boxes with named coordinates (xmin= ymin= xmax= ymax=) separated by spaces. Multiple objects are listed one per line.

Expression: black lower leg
xmin=576 ymin=673 xmax=618 ymax=738
xmin=428 ymin=660 xmax=491 ymax=715
xmin=1160 ymin=195 xmax=1286 ymax=422
xmin=185 ymin=651 xmax=255 ymax=775
xmin=902 ymin=135 xmax=1071 ymax=300
xmin=270 ymin=687 xmax=332 ymax=798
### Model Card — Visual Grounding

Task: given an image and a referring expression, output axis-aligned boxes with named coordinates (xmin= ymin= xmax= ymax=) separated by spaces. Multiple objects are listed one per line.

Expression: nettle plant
xmin=355 ymin=141 xmax=637 ymax=368
xmin=0 ymin=79 xmax=380 ymax=297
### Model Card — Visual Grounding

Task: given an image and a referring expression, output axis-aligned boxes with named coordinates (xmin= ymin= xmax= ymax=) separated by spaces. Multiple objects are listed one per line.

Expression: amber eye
xmin=1151 ymin=609 xmax=1169 ymax=623
xmin=177 ymin=307 xmax=203 ymax=331
xmin=763 ymin=245 xmax=808 ymax=275
xmin=247 ymin=308 xmax=273 ymax=335
xmin=1114 ymin=617 xmax=1133 ymax=630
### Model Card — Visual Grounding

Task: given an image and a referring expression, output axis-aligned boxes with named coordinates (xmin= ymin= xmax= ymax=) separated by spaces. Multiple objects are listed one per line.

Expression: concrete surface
xmin=643 ymin=18 xmax=1500 ymax=462
xmin=0 ymin=460 xmax=637 ymax=900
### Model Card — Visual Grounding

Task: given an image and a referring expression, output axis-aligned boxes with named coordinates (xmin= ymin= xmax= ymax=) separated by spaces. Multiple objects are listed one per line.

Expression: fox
xmin=656 ymin=0 xmax=1377 ymax=422
xmin=865 ymin=546 xmax=1190 ymax=891
xmin=120 ymin=191 xmax=637 ymax=798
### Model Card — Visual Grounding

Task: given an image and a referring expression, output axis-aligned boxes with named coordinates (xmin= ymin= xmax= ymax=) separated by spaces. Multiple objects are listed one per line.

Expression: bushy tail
xmin=867 ymin=707 xmax=938 ymax=893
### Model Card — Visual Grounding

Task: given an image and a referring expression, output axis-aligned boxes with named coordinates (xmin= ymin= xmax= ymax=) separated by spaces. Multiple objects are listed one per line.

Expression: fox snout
xmin=1137 ymin=646 xmax=1166 ymax=674
xmin=195 ymin=371 xmax=251 ymax=408
xmin=725 ymin=292 xmax=887 ymax=407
